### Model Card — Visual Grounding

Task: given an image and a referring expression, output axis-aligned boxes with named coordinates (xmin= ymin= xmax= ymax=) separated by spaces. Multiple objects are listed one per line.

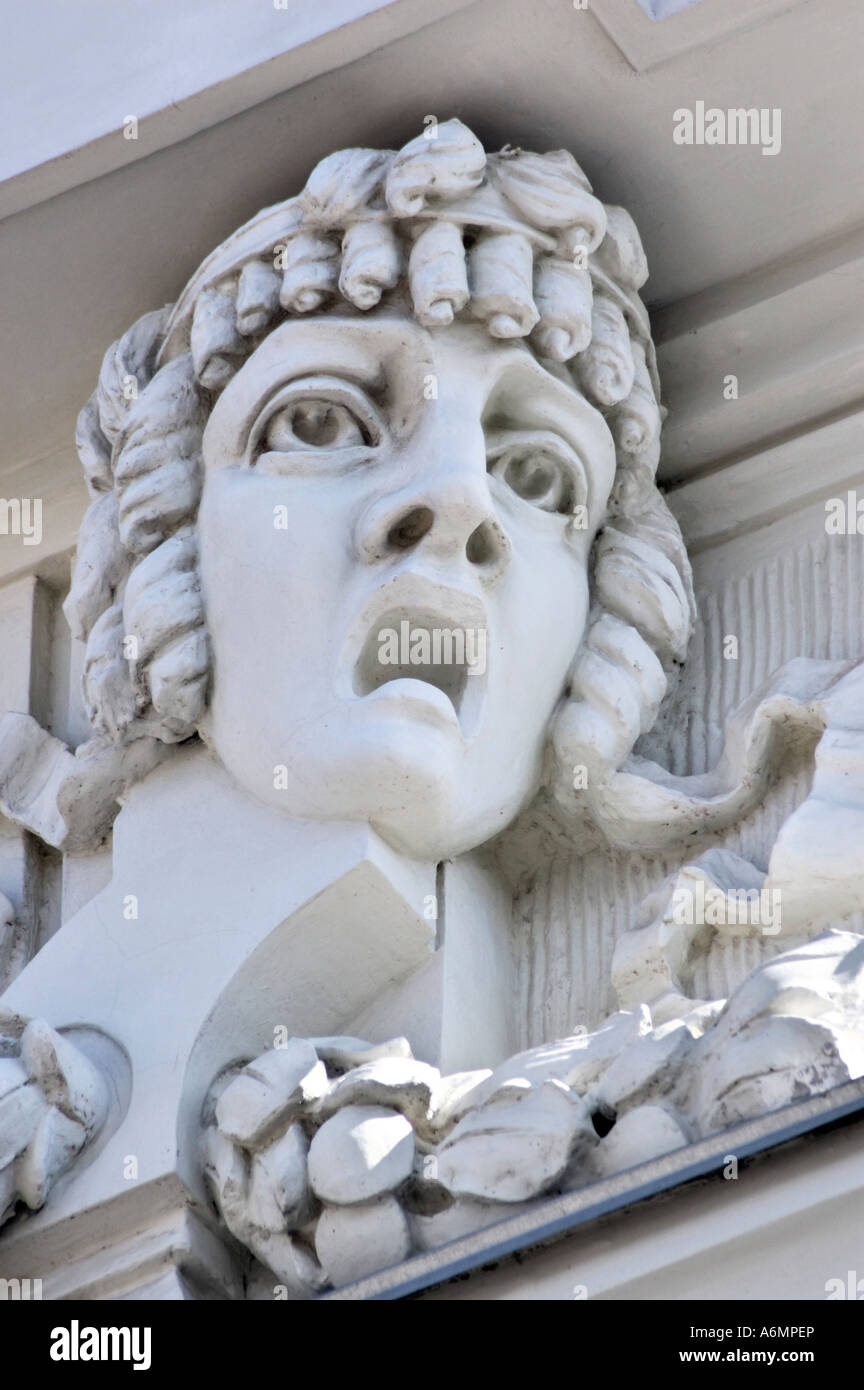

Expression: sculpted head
xmin=66 ymin=120 xmax=694 ymax=859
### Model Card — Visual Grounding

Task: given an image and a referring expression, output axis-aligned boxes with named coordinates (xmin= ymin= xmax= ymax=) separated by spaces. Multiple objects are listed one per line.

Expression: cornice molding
xmin=590 ymin=0 xmax=810 ymax=72
xmin=0 ymin=0 xmax=477 ymax=224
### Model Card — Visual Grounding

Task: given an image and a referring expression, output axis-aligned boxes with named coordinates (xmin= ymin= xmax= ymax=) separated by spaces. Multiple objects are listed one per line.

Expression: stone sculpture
xmin=2 ymin=119 xmax=863 ymax=1298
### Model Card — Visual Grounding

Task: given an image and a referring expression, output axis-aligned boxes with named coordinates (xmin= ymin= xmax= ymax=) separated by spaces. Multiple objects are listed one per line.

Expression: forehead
xmin=203 ymin=311 xmax=611 ymax=460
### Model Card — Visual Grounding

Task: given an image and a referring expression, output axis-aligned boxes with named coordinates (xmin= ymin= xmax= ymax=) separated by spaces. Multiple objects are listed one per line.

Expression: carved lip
xmin=343 ymin=573 xmax=489 ymax=737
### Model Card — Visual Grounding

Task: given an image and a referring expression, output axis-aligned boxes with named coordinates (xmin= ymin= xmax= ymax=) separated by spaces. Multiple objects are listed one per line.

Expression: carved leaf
xmin=437 ymin=1081 xmax=593 ymax=1202
xmin=493 ymin=149 xmax=606 ymax=244
xmin=299 ymin=148 xmax=391 ymax=226
xmin=385 ymin=119 xmax=486 ymax=218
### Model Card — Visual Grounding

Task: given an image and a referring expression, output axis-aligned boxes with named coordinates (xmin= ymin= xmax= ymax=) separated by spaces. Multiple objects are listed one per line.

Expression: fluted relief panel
xmin=515 ymin=488 xmax=864 ymax=1044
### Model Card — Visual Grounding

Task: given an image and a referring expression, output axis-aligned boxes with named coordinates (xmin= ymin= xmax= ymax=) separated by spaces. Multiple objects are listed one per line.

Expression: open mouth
xmin=346 ymin=580 xmax=489 ymax=736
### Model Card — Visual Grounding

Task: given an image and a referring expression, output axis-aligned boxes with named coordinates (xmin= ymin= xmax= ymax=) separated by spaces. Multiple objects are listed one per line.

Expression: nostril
xmin=465 ymin=519 xmax=500 ymax=566
xmin=387 ymin=506 xmax=434 ymax=551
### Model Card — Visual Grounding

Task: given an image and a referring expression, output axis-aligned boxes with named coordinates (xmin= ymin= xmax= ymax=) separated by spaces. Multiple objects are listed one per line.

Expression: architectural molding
xmin=655 ymin=236 xmax=864 ymax=484
xmin=590 ymin=0 xmax=811 ymax=73
xmin=0 ymin=0 xmax=478 ymax=223
xmin=667 ymin=408 xmax=864 ymax=552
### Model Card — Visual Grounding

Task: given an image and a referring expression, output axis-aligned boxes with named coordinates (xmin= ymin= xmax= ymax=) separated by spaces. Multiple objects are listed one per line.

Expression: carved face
xmin=196 ymin=310 xmax=616 ymax=858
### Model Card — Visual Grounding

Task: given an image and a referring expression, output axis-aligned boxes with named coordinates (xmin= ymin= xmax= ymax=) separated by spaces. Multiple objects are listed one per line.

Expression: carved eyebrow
xmin=250 ymin=358 xmax=387 ymax=408
xmin=482 ymin=355 xmax=607 ymax=442
xmin=234 ymin=319 xmax=430 ymax=423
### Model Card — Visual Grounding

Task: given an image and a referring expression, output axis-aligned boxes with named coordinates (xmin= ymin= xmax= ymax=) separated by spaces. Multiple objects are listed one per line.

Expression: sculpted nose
xmin=357 ymin=465 xmax=511 ymax=582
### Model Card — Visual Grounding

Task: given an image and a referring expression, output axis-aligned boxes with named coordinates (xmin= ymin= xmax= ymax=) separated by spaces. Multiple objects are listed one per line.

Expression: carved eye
xmin=250 ymin=378 xmax=382 ymax=469
xmin=264 ymin=398 xmax=372 ymax=452
xmin=487 ymin=436 xmax=586 ymax=515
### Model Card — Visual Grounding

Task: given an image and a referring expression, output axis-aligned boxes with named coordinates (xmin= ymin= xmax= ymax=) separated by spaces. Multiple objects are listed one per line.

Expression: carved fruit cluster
xmin=0 ymin=1009 xmax=108 ymax=1228
xmin=201 ymin=935 xmax=864 ymax=1299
